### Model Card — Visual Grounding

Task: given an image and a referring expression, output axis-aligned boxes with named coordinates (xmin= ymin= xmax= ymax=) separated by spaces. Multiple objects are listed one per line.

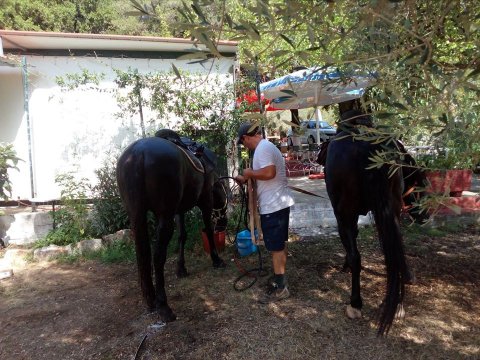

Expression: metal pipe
xmin=21 ymin=56 xmax=35 ymax=198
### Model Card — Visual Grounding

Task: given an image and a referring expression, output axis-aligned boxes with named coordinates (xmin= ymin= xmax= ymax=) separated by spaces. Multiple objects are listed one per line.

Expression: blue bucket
xmin=236 ymin=229 xmax=258 ymax=257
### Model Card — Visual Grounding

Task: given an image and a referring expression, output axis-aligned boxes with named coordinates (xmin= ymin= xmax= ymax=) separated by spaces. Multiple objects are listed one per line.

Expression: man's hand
xmin=234 ymin=175 xmax=246 ymax=185
xmin=235 ymin=168 xmax=254 ymax=185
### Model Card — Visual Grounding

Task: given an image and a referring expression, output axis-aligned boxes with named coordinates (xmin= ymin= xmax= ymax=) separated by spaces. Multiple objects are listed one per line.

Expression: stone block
xmin=102 ymin=229 xmax=133 ymax=246
xmin=33 ymin=244 xmax=71 ymax=261
xmin=0 ymin=211 xmax=53 ymax=245
xmin=3 ymin=248 xmax=32 ymax=267
xmin=76 ymin=239 xmax=103 ymax=253
xmin=0 ymin=269 xmax=14 ymax=280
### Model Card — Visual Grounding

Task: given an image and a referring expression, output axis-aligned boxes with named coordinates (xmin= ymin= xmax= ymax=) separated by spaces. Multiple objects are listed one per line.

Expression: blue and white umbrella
xmin=260 ymin=67 xmax=376 ymax=144
xmin=259 ymin=67 xmax=376 ymax=110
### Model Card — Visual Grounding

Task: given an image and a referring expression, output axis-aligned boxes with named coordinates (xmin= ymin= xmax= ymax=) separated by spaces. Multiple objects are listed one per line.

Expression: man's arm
xmin=236 ymin=165 xmax=276 ymax=184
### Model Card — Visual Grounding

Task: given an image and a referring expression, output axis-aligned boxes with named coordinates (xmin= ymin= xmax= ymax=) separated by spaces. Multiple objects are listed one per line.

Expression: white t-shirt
xmin=253 ymin=139 xmax=295 ymax=214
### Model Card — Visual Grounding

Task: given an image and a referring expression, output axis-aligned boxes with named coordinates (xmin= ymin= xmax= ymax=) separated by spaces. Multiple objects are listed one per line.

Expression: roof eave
xmin=0 ymin=30 xmax=238 ymax=54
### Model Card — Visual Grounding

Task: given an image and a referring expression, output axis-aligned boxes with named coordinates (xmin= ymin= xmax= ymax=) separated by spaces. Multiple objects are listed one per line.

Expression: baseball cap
xmin=236 ymin=123 xmax=259 ymax=145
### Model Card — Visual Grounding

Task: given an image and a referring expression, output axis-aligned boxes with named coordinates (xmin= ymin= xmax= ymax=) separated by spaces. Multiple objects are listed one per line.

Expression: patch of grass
xmin=403 ymin=220 xmax=468 ymax=242
xmin=23 ymin=251 xmax=35 ymax=263
xmin=89 ymin=241 xmax=136 ymax=264
xmin=33 ymin=230 xmax=88 ymax=249
xmin=55 ymin=252 xmax=80 ymax=264
xmin=55 ymin=241 xmax=136 ymax=264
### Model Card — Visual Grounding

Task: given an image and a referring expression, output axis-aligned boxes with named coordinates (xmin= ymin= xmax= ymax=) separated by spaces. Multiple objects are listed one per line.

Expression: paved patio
xmin=287 ymin=176 xmax=371 ymax=237
xmin=287 ymin=173 xmax=480 ymax=237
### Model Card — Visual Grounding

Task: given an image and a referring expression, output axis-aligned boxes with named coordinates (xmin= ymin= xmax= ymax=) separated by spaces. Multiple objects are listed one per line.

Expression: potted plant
xmin=419 ymin=150 xmax=474 ymax=197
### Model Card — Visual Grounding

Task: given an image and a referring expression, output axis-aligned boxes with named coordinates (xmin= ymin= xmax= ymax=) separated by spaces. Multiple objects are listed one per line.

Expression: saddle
xmin=155 ymin=129 xmax=217 ymax=174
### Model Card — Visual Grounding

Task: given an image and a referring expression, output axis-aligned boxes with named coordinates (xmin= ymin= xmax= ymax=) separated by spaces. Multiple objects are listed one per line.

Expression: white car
xmin=287 ymin=120 xmax=337 ymax=145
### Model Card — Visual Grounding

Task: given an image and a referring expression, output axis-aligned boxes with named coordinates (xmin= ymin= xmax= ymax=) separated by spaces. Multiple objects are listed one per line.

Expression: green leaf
xmin=225 ymin=14 xmax=234 ymax=28
xmin=375 ymin=112 xmax=397 ymax=119
xmin=191 ymin=2 xmax=209 ymax=24
xmin=280 ymin=89 xmax=297 ymax=96
xmin=176 ymin=52 xmax=208 ymax=60
xmin=439 ymin=113 xmax=448 ymax=124
xmin=282 ymin=120 xmax=300 ymax=127
xmin=387 ymin=165 xmax=400 ymax=178
xmin=242 ymin=113 xmax=265 ymax=120
xmin=171 ymin=64 xmax=182 ymax=81
xmin=465 ymin=65 xmax=480 ymax=79
xmin=130 ymin=0 xmax=146 ymax=13
xmin=444 ymin=203 xmax=462 ymax=215
xmin=124 ymin=10 xmax=145 ymax=17
xmin=307 ymin=26 xmax=315 ymax=45
xmin=419 ymin=46 xmax=430 ymax=64
xmin=271 ymin=50 xmax=290 ymax=57
xmin=280 ymin=34 xmax=295 ymax=49
xmin=392 ymin=102 xmax=408 ymax=111
xmin=397 ymin=52 xmax=418 ymax=67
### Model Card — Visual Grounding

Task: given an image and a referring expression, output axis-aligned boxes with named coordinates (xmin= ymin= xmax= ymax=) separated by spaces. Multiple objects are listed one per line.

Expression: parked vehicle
xmin=287 ymin=120 xmax=337 ymax=145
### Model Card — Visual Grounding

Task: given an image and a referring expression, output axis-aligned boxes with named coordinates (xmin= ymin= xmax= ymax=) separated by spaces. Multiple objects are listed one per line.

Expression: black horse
xmin=116 ymin=131 xmax=227 ymax=322
xmin=321 ymin=125 xmax=428 ymax=336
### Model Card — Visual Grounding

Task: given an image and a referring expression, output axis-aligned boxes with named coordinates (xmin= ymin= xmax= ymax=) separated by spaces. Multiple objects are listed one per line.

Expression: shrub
xmin=42 ymin=172 xmax=93 ymax=246
xmin=0 ymin=143 xmax=21 ymax=200
xmin=89 ymin=157 xmax=129 ymax=237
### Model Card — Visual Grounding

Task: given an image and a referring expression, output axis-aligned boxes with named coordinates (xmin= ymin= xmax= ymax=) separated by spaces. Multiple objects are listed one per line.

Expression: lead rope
xmin=218 ymin=176 xmax=268 ymax=291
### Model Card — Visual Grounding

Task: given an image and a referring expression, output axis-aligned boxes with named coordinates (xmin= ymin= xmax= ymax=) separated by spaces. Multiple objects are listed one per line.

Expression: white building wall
xmin=3 ymin=54 xmax=235 ymax=200
xmin=0 ymin=66 xmax=33 ymax=200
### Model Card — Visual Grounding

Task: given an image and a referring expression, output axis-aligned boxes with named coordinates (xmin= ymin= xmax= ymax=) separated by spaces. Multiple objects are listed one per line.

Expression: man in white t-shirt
xmin=235 ymin=123 xmax=295 ymax=303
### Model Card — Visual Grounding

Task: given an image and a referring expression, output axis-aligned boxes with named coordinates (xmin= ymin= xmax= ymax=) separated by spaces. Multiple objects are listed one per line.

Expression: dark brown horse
xmin=320 ymin=120 xmax=428 ymax=335
xmin=116 ymin=132 xmax=226 ymax=322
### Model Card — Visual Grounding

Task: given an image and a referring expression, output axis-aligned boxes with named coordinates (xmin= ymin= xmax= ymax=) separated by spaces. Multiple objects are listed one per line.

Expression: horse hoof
xmin=404 ymin=272 xmax=416 ymax=285
xmin=213 ymin=258 xmax=226 ymax=269
xmin=395 ymin=304 xmax=405 ymax=320
xmin=345 ymin=305 xmax=362 ymax=319
xmin=158 ymin=307 xmax=177 ymax=323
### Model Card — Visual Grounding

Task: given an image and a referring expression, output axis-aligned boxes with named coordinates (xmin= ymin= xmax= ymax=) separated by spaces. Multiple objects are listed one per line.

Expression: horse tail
xmin=118 ymin=151 xmax=154 ymax=310
xmin=371 ymin=173 xmax=407 ymax=336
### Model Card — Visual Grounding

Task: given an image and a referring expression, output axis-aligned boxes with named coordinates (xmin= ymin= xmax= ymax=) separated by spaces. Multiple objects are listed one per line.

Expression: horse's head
xmin=401 ymin=152 xmax=430 ymax=224
xmin=212 ymin=178 xmax=228 ymax=230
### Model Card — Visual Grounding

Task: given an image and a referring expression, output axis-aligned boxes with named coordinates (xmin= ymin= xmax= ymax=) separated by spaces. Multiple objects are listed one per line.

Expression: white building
xmin=0 ymin=30 xmax=237 ymax=201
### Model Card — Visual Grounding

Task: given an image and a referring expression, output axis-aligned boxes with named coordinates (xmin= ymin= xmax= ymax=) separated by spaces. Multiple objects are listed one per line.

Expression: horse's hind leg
xmin=337 ymin=214 xmax=363 ymax=319
xmin=132 ymin=212 xmax=156 ymax=312
xmin=175 ymin=213 xmax=188 ymax=278
xmin=152 ymin=217 xmax=177 ymax=322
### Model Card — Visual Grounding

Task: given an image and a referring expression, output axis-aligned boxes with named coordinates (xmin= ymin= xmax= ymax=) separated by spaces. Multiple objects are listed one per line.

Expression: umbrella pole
xmin=315 ymin=107 xmax=323 ymax=144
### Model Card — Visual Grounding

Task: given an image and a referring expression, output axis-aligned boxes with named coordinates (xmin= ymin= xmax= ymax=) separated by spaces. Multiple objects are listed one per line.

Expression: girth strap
xmin=177 ymin=146 xmax=205 ymax=173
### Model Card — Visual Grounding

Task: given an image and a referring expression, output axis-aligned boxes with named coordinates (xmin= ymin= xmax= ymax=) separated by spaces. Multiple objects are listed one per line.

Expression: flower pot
xmin=426 ymin=169 xmax=473 ymax=197
xmin=201 ymin=229 xmax=225 ymax=254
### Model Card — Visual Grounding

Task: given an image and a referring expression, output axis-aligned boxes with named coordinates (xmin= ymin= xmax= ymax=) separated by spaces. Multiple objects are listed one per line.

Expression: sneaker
xmin=258 ymin=283 xmax=290 ymax=304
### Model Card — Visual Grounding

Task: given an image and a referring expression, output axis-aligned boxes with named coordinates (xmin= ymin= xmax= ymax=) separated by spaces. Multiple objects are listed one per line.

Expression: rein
xmin=212 ymin=178 xmax=228 ymax=223
xmin=288 ymin=185 xmax=329 ymax=199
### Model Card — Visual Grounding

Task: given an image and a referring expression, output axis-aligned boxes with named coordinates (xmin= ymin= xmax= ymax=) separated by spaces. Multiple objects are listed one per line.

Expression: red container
xmin=201 ymin=229 xmax=226 ymax=254
xmin=426 ymin=169 xmax=472 ymax=197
